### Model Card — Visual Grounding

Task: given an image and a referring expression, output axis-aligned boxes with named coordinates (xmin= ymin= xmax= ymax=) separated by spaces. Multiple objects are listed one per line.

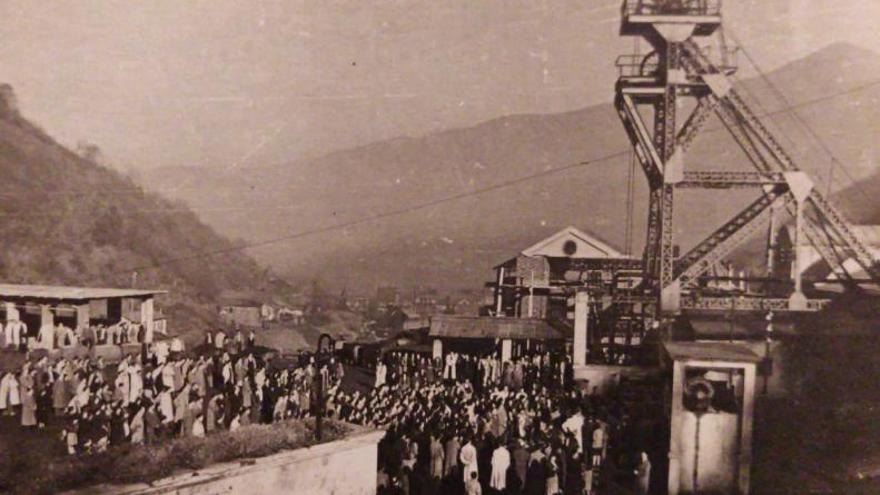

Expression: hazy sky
xmin=1 ymin=0 xmax=878 ymax=172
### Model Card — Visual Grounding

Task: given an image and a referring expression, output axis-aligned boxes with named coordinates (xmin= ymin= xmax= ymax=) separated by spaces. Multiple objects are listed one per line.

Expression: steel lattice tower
xmin=615 ymin=0 xmax=878 ymax=316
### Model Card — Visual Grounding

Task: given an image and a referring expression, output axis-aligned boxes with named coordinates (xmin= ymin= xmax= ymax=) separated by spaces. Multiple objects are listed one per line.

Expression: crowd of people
xmin=0 ymin=331 xmax=663 ymax=494
xmin=0 ymin=317 xmax=151 ymax=353
xmin=341 ymin=350 xmax=659 ymax=495
xmin=0 ymin=329 xmax=345 ymax=456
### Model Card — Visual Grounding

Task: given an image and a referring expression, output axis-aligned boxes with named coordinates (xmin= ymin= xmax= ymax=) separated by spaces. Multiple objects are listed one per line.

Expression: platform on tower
xmin=621 ymin=0 xmax=722 ymax=36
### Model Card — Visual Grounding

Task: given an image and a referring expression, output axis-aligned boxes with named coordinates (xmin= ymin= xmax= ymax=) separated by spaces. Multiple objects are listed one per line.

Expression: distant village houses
xmin=218 ymin=291 xmax=275 ymax=329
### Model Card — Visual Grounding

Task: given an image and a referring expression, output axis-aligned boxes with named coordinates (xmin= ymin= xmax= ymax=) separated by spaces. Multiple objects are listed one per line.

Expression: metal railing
xmin=622 ymin=0 xmax=722 ymax=17
xmin=680 ymin=295 xmax=830 ymax=312
xmin=615 ymin=53 xmax=659 ymax=78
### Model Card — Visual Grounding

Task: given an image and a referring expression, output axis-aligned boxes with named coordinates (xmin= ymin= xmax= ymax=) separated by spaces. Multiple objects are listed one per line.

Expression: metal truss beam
xmin=676 ymin=97 xmax=718 ymax=152
xmin=680 ymin=40 xmax=879 ymax=282
xmin=675 ymin=191 xmax=790 ymax=283
xmin=615 ymin=93 xmax=664 ymax=188
xmin=677 ymin=171 xmax=786 ymax=189
xmin=807 ymin=191 xmax=879 ymax=278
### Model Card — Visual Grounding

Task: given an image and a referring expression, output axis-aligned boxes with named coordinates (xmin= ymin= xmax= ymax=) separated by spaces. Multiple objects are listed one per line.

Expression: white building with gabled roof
xmin=486 ymin=226 xmax=639 ymax=321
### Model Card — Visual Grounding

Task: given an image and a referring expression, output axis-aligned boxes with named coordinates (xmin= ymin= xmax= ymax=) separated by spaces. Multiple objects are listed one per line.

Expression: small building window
xmin=562 ymin=240 xmax=578 ymax=256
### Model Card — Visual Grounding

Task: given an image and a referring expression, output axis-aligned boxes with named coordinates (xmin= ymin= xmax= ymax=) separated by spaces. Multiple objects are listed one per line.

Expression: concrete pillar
xmin=140 ymin=297 xmax=155 ymax=343
xmin=784 ymin=171 xmax=814 ymax=310
xmin=5 ymin=302 xmax=19 ymax=321
xmin=668 ymin=360 xmax=686 ymax=495
xmin=501 ymin=339 xmax=512 ymax=362
xmin=739 ymin=363 xmax=757 ymax=494
xmin=40 ymin=304 xmax=54 ymax=328
xmin=432 ymin=339 xmax=443 ymax=360
xmin=573 ymin=292 xmax=589 ymax=366
xmin=76 ymin=303 xmax=90 ymax=329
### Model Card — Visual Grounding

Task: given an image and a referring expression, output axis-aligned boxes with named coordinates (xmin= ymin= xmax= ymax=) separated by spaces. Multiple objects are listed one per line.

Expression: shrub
xmin=6 ymin=418 xmax=354 ymax=495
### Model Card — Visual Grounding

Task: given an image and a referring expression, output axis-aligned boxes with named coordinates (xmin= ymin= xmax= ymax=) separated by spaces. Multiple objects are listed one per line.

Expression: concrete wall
xmin=65 ymin=428 xmax=384 ymax=495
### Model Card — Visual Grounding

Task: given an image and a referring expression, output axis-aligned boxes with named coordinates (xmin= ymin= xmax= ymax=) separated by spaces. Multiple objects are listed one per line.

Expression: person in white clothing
xmin=5 ymin=320 xmax=23 ymax=350
xmin=3 ymin=320 xmax=14 ymax=348
xmin=38 ymin=323 xmax=55 ymax=350
xmin=459 ymin=437 xmax=478 ymax=482
xmin=490 ymin=442 xmax=511 ymax=491
xmin=374 ymin=362 xmax=387 ymax=388
xmin=444 ymin=352 xmax=458 ymax=381
xmin=592 ymin=422 xmax=607 ymax=467
xmin=562 ymin=408 xmax=585 ymax=455
xmin=0 ymin=372 xmax=21 ymax=414
xmin=636 ymin=451 xmax=651 ymax=495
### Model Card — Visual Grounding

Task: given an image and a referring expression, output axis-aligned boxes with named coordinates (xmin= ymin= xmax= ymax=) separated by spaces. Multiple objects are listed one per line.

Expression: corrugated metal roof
xmin=663 ymin=341 xmax=762 ymax=363
xmin=0 ymin=284 xmax=166 ymax=301
xmin=429 ymin=315 xmax=563 ymax=340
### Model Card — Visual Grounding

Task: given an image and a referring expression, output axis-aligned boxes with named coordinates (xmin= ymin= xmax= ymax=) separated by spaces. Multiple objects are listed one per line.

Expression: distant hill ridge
xmin=140 ymin=42 xmax=880 ymax=291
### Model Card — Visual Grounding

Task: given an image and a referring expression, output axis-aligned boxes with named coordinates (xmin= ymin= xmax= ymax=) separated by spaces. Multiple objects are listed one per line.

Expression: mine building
xmin=487 ymin=226 xmax=640 ymax=320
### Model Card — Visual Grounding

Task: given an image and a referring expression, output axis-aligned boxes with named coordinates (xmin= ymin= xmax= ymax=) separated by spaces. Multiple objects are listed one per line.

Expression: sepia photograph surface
xmin=0 ymin=1 xmax=878 ymax=494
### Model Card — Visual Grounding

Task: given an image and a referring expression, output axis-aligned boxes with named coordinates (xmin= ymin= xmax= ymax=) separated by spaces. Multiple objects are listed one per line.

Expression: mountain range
xmin=139 ymin=42 xmax=880 ymax=293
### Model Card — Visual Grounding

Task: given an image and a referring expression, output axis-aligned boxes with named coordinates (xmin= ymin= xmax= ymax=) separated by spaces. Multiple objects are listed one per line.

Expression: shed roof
xmin=430 ymin=315 xmax=564 ymax=340
xmin=0 ymin=284 xmax=166 ymax=302
xmin=663 ymin=341 xmax=762 ymax=363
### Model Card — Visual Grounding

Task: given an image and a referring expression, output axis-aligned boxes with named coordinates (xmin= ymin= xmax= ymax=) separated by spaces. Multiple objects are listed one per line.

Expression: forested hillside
xmin=0 ymin=85 xmax=284 ymax=333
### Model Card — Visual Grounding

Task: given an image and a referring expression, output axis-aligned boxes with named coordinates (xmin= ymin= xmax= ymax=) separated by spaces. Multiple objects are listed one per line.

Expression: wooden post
xmin=432 ymin=338 xmax=443 ymax=360
xmin=76 ymin=303 xmax=90 ymax=329
xmin=140 ymin=297 xmax=155 ymax=343
xmin=40 ymin=304 xmax=54 ymax=328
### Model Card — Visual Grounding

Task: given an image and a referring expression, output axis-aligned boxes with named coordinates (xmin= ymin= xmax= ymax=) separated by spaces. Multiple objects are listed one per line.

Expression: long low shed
xmin=0 ymin=283 xmax=166 ymax=342
xmin=429 ymin=314 xmax=564 ymax=361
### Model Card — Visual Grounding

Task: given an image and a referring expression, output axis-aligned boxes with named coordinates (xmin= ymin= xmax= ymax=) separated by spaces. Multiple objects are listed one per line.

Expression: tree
xmin=76 ymin=141 xmax=104 ymax=164
xmin=0 ymin=84 xmax=19 ymax=117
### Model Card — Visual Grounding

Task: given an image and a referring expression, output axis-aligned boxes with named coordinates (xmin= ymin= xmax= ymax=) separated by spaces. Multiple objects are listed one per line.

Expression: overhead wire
xmin=117 ymin=150 xmax=629 ymax=274
xmin=2 ymin=76 xmax=875 ymax=222
xmin=727 ymin=28 xmax=873 ymax=203
xmin=3 ymin=52 xmax=877 ymax=274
